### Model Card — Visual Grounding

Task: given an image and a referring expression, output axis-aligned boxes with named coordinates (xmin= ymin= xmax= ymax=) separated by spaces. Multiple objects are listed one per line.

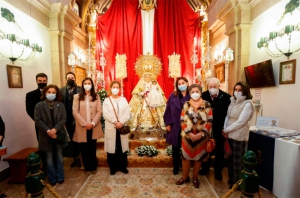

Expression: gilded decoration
xmin=128 ymin=53 xmax=166 ymax=140
xmin=138 ymin=0 xmax=157 ymax=11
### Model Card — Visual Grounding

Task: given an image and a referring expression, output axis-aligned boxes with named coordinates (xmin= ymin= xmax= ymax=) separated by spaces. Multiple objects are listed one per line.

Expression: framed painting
xmin=75 ymin=66 xmax=86 ymax=85
xmin=7 ymin=65 xmax=23 ymax=88
xmin=214 ymin=62 xmax=225 ymax=83
xmin=279 ymin=59 xmax=296 ymax=84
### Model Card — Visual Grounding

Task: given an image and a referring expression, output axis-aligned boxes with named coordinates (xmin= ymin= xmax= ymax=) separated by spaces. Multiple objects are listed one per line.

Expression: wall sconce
xmin=0 ymin=7 xmax=42 ymax=64
xmin=68 ymin=52 xmax=76 ymax=72
xmin=214 ymin=48 xmax=224 ymax=64
xmin=257 ymin=0 xmax=300 ymax=60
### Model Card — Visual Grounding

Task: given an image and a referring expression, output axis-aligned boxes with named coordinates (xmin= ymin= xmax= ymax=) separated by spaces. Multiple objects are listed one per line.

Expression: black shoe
xmin=70 ymin=160 xmax=76 ymax=167
xmin=199 ymin=168 xmax=209 ymax=175
xmin=173 ymin=168 xmax=179 ymax=175
xmin=50 ymin=182 xmax=56 ymax=186
xmin=110 ymin=171 xmax=116 ymax=175
xmin=214 ymin=172 xmax=223 ymax=181
xmin=228 ymin=180 xmax=234 ymax=184
xmin=120 ymin=169 xmax=129 ymax=174
xmin=0 ymin=193 xmax=7 ymax=198
xmin=58 ymin=180 xmax=64 ymax=184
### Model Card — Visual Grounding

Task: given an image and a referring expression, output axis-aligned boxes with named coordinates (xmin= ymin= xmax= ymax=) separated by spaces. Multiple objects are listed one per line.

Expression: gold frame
xmin=279 ymin=59 xmax=296 ymax=84
xmin=214 ymin=62 xmax=225 ymax=83
xmin=7 ymin=65 xmax=23 ymax=88
xmin=75 ymin=66 xmax=86 ymax=85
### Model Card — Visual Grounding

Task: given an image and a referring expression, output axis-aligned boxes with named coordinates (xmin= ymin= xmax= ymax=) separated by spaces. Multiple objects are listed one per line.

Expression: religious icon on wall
xmin=279 ymin=59 xmax=296 ymax=84
xmin=214 ymin=62 xmax=225 ymax=83
xmin=7 ymin=65 xmax=23 ymax=88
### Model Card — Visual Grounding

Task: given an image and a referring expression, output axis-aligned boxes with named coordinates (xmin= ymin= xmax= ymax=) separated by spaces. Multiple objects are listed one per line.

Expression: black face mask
xmin=38 ymin=83 xmax=47 ymax=89
xmin=67 ymin=79 xmax=75 ymax=87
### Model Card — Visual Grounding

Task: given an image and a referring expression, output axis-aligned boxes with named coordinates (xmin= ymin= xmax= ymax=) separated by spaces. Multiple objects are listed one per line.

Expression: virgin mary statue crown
xmin=135 ymin=53 xmax=162 ymax=80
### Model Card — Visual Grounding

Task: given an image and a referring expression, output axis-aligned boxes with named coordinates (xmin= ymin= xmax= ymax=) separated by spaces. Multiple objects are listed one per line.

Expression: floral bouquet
xmin=135 ymin=145 xmax=159 ymax=157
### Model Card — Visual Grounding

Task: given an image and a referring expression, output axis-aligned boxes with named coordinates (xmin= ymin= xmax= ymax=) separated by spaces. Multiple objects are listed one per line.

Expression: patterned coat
xmin=181 ymin=100 xmax=213 ymax=161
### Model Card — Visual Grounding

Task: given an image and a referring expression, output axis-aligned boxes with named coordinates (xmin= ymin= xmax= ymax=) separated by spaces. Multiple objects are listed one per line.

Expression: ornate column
xmin=48 ymin=3 xmax=81 ymax=87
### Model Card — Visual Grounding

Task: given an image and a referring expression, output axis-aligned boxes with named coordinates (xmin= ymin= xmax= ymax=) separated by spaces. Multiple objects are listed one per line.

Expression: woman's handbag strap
xmin=108 ymin=97 xmax=120 ymax=122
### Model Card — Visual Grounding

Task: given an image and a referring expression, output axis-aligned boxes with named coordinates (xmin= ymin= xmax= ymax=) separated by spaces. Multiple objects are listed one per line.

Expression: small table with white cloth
xmin=273 ymin=136 xmax=300 ymax=198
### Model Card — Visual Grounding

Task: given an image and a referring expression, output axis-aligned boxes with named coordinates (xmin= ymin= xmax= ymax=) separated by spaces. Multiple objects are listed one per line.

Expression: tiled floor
xmin=0 ymin=158 xmax=275 ymax=198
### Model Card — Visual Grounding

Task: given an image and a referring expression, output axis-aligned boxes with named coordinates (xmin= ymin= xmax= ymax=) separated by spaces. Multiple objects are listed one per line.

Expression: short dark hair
xmin=188 ymin=84 xmax=202 ymax=94
xmin=174 ymin=77 xmax=189 ymax=96
xmin=36 ymin=73 xmax=47 ymax=80
xmin=65 ymin=72 xmax=76 ymax=79
xmin=40 ymin=84 xmax=62 ymax=101
xmin=233 ymin=81 xmax=253 ymax=100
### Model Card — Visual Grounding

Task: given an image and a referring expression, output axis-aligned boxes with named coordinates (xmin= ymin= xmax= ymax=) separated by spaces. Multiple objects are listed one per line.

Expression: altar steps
xmin=96 ymin=138 xmax=173 ymax=167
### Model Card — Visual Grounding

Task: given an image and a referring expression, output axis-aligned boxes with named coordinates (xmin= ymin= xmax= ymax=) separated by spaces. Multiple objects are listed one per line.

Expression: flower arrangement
xmin=166 ymin=145 xmax=172 ymax=156
xmin=135 ymin=145 xmax=159 ymax=157
xmin=115 ymin=53 xmax=127 ymax=79
xmin=97 ymin=89 xmax=108 ymax=131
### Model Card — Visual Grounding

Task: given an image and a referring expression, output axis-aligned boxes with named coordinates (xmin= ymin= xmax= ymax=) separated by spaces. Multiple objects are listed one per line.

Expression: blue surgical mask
xmin=46 ymin=94 xmax=56 ymax=101
xmin=178 ymin=84 xmax=187 ymax=92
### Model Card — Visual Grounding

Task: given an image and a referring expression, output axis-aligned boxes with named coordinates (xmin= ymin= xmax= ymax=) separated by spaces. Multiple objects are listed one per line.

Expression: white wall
xmin=0 ymin=0 xmax=52 ymax=171
xmin=249 ymin=0 xmax=300 ymax=131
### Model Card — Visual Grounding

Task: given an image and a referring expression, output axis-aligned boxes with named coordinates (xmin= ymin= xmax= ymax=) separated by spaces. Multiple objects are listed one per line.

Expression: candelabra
xmin=99 ymin=41 xmax=106 ymax=89
xmin=224 ymin=47 xmax=234 ymax=93
xmin=190 ymin=37 xmax=199 ymax=83
xmin=115 ymin=53 xmax=127 ymax=96
xmin=168 ymin=52 xmax=181 ymax=91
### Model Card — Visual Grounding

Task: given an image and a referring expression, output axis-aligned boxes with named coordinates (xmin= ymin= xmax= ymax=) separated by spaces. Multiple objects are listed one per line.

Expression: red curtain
xmin=96 ymin=0 xmax=201 ymax=100
xmin=154 ymin=0 xmax=201 ymax=98
xmin=96 ymin=0 xmax=142 ymax=100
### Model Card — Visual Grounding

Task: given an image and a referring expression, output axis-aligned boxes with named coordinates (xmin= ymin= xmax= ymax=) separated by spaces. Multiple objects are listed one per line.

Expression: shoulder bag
xmin=108 ymin=97 xmax=130 ymax=135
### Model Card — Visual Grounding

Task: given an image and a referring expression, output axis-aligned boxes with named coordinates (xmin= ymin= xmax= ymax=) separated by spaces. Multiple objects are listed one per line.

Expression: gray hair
xmin=207 ymin=77 xmax=220 ymax=86
xmin=188 ymin=84 xmax=202 ymax=93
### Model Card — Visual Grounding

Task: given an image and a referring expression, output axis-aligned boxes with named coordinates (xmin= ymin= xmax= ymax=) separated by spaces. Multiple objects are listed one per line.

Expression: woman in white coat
xmin=103 ymin=80 xmax=131 ymax=175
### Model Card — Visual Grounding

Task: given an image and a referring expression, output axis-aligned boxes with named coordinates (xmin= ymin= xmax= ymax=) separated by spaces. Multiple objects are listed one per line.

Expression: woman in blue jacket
xmin=163 ymin=77 xmax=190 ymax=175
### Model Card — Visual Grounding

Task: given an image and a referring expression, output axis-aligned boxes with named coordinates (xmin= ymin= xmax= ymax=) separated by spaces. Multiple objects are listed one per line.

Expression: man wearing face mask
xmin=59 ymin=72 xmax=81 ymax=167
xmin=26 ymin=73 xmax=48 ymax=141
xmin=199 ymin=77 xmax=231 ymax=181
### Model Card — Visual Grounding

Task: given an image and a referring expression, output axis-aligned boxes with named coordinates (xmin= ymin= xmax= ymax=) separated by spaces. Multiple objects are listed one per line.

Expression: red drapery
xmin=96 ymin=0 xmax=142 ymax=100
xmin=154 ymin=0 xmax=201 ymax=98
xmin=96 ymin=0 xmax=201 ymax=100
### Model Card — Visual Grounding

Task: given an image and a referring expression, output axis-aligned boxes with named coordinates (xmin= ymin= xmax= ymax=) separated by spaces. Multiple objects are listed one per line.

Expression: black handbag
xmin=108 ymin=97 xmax=130 ymax=135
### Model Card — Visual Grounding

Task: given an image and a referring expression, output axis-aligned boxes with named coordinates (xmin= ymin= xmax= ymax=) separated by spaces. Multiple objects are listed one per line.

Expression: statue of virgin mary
xmin=128 ymin=53 xmax=166 ymax=131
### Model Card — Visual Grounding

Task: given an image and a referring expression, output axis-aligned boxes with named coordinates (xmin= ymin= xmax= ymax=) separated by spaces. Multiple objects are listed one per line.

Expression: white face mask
xmin=111 ymin=88 xmax=119 ymax=95
xmin=234 ymin=91 xmax=243 ymax=98
xmin=209 ymin=88 xmax=218 ymax=95
xmin=191 ymin=93 xmax=201 ymax=101
xmin=84 ymin=84 xmax=92 ymax=91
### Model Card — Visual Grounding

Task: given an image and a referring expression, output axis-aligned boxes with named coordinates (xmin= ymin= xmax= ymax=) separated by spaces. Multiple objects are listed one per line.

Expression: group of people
xmin=25 ymin=71 xmax=254 ymax=189
xmin=164 ymin=77 xmax=254 ymax=189
xmin=26 ymin=73 xmax=130 ymax=186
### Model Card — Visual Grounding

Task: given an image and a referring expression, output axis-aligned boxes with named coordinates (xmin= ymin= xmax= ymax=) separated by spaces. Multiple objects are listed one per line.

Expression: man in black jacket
xmin=200 ymin=77 xmax=231 ymax=181
xmin=59 ymin=72 xmax=81 ymax=167
xmin=25 ymin=73 xmax=48 ymax=141
xmin=0 ymin=116 xmax=6 ymax=198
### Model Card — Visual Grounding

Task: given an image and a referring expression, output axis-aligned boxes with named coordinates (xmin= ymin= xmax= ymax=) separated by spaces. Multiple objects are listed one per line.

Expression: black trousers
xmin=201 ymin=133 xmax=225 ymax=173
xmin=172 ymin=129 xmax=182 ymax=170
xmin=35 ymin=124 xmax=46 ymax=172
xmin=65 ymin=121 xmax=80 ymax=158
xmin=79 ymin=130 xmax=98 ymax=171
xmin=107 ymin=130 xmax=128 ymax=172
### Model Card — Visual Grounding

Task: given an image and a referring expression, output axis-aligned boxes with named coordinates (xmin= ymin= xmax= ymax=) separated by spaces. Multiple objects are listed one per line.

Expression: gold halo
xmin=135 ymin=52 xmax=162 ymax=78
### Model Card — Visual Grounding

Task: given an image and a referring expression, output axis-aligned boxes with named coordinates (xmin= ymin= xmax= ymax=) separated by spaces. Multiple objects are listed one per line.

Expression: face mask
xmin=191 ymin=93 xmax=201 ymax=101
xmin=84 ymin=84 xmax=92 ymax=91
xmin=234 ymin=91 xmax=243 ymax=98
xmin=209 ymin=88 xmax=218 ymax=95
xmin=46 ymin=94 xmax=56 ymax=101
xmin=38 ymin=83 xmax=47 ymax=89
xmin=67 ymin=79 xmax=75 ymax=87
xmin=111 ymin=88 xmax=119 ymax=95
xmin=178 ymin=84 xmax=187 ymax=92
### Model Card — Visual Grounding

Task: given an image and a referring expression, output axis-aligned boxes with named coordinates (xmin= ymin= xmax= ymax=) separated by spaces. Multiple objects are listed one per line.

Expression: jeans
xmin=45 ymin=144 xmax=64 ymax=183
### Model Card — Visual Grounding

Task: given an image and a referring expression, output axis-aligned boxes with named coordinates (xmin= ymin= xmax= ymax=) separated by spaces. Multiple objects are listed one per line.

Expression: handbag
xmin=224 ymin=138 xmax=232 ymax=158
xmin=108 ymin=97 xmax=130 ymax=135
xmin=206 ymin=138 xmax=216 ymax=153
xmin=48 ymin=130 xmax=66 ymax=144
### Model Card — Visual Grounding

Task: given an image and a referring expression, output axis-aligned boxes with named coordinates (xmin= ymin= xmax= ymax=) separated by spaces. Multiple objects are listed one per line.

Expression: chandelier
xmin=0 ymin=8 xmax=42 ymax=64
xmin=257 ymin=0 xmax=300 ymax=60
